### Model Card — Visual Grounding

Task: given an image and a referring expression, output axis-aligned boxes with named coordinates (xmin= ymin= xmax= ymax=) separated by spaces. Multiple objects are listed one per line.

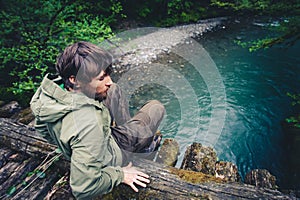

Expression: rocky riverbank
xmin=109 ymin=17 xmax=227 ymax=73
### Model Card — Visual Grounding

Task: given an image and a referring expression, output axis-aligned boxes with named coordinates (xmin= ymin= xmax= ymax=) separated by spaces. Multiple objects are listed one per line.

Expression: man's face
xmin=79 ymin=70 xmax=113 ymax=101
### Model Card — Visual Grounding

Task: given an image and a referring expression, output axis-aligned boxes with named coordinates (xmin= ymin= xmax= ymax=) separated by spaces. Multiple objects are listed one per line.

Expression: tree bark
xmin=0 ymin=118 xmax=57 ymax=157
xmin=0 ymin=118 xmax=295 ymax=200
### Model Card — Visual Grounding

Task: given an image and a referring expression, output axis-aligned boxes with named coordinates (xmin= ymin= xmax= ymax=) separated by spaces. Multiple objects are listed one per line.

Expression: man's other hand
xmin=122 ymin=162 xmax=150 ymax=192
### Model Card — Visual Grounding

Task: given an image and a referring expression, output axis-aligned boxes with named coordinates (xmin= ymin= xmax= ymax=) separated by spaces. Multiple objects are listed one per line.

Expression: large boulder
xmin=215 ymin=161 xmax=241 ymax=182
xmin=180 ymin=142 xmax=217 ymax=175
xmin=244 ymin=169 xmax=277 ymax=189
xmin=156 ymin=138 xmax=179 ymax=167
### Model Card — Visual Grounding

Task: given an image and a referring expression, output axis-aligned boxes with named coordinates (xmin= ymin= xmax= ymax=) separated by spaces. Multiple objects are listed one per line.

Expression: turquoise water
xmin=196 ymin=19 xmax=300 ymax=188
xmin=121 ymin=19 xmax=300 ymax=189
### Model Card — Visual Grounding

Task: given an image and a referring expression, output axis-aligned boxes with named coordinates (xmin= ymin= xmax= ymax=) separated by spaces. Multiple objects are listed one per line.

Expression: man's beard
xmin=94 ymin=92 xmax=107 ymax=102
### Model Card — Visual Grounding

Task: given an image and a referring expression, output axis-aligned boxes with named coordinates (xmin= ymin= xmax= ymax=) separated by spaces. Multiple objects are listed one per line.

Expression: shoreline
xmin=110 ymin=17 xmax=227 ymax=71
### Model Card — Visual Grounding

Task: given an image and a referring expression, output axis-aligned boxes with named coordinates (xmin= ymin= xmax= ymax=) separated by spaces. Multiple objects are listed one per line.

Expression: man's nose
xmin=105 ymin=75 xmax=113 ymax=86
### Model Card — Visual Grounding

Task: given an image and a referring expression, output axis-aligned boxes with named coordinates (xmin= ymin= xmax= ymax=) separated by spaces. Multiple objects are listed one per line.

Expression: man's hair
xmin=56 ymin=41 xmax=112 ymax=89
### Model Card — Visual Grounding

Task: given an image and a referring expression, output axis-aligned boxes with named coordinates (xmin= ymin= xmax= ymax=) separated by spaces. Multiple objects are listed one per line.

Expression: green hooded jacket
xmin=30 ymin=74 xmax=124 ymax=199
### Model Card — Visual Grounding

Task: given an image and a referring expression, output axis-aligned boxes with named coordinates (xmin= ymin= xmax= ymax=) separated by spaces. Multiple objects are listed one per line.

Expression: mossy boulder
xmin=156 ymin=138 xmax=179 ymax=167
xmin=215 ymin=161 xmax=241 ymax=182
xmin=245 ymin=169 xmax=277 ymax=189
xmin=180 ymin=142 xmax=217 ymax=175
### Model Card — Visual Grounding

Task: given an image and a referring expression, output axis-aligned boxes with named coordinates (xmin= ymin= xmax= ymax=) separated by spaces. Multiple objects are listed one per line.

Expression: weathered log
xmin=0 ymin=151 xmax=29 ymax=185
xmin=0 ymin=161 xmax=20 ymax=185
xmin=0 ymin=147 xmax=64 ymax=200
xmin=10 ymin=164 xmax=64 ymax=200
xmin=44 ymin=172 xmax=74 ymax=200
xmin=0 ymin=118 xmax=57 ymax=157
xmin=0 ymin=147 xmax=15 ymax=168
xmin=0 ymin=157 xmax=40 ymax=198
xmin=11 ymin=107 xmax=35 ymax=125
xmin=0 ymin=118 xmax=296 ymax=199
xmin=0 ymin=101 xmax=21 ymax=118
xmin=103 ymin=159 xmax=294 ymax=200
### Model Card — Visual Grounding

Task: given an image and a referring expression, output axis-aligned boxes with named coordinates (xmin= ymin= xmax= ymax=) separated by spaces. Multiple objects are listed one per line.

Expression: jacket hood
xmin=30 ymin=74 xmax=104 ymax=123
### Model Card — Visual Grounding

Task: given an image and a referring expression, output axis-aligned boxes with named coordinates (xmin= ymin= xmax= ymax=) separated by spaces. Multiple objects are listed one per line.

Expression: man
xmin=30 ymin=41 xmax=165 ymax=199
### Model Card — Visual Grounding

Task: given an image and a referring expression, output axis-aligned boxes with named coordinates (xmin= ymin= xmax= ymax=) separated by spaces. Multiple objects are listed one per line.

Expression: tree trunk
xmin=0 ymin=118 xmax=295 ymax=200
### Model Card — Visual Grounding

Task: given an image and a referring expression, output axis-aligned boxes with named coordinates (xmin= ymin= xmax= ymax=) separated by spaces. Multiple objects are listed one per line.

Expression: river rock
xmin=215 ymin=161 xmax=241 ymax=182
xmin=0 ymin=101 xmax=21 ymax=118
xmin=156 ymin=138 xmax=179 ymax=167
xmin=244 ymin=169 xmax=277 ymax=189
xmin=180 ymin=142 xmax=217 ymax=175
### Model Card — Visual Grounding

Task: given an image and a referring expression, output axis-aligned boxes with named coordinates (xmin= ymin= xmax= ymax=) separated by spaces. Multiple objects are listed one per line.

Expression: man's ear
xmin=69 ymin=75 xmax=81 ymax=90
xmin=69 ymin=75 xmax=76 ymax=85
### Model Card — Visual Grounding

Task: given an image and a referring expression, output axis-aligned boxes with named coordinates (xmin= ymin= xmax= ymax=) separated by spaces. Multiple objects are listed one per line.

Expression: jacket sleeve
xmin=34 ymin=119 xmax=56 ymax=144
xmin=61 ymin=106 xmax=124 ymax=200
xmin=30 ymin=86 xmax=56 ymax=144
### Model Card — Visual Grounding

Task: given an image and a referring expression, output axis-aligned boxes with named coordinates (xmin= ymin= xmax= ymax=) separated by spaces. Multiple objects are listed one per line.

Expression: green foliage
xmin=6 ymin=186 xmax=16 ymax=196
xmin=211 ymin=0 xmax=300 ymax=14
xmin=160 ymin=0 xmax=205 ymax=26
xmin=119 ymin=0 xmax=212 ymax=27
xmin=26 ymin=169 xmax=46 ymax=179
xmin=0 ymin=0 xmax=124 ymax=101
xmin=286 ymin=92 xmax=300 ymax=128
xmin=55 ymin=148 xmax=62 ymax=154
xmin=235 ymin=16 xmax=300 ymax=52
xmin=36 ymin=170 xmax=46 ymax=179
xmin=287 ymin=92 xmax=300 ymax=107
xmin=211 ymin=0 xmax=270 ymax=11
xmin=286 ymin=116 xmax=300 ymax=128
xmin=212 ymin=0 xmax=300 ymax=51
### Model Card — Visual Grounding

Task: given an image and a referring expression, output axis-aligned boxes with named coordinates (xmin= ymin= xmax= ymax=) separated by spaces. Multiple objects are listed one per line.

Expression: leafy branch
xmin=285 ymin=92 xmax=300 ymax=128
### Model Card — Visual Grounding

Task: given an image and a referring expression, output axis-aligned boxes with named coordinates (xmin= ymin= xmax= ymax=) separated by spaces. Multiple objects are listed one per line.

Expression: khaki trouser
xmin=104 ymin=84 xmax=165 ymax=164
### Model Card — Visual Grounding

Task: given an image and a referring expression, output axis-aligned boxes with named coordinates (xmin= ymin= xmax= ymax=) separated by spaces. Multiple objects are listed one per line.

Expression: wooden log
xmin=102 ymin=159 xmax=294 ymax=200
xmin=0 ymin=161 xmax=20 ymax=186
xmin=0 ymin=118 xmax=295 ymax=200
xmin=44 ymin=172 xmax=74 ymax=200
xmin=10 ymin=164 xmax=64 ymax=200
xmin=0 ymin=147 xmax=15 ymax=168
xmin=0 ymin=118 xmax=57 ymax=157
xmin=0 ymin=101 xmax=21 ymax=118
xmin=11 ymin=107 xmax=35 ymax=125
xmin=0 ymin=157 xmax=40 ymax=198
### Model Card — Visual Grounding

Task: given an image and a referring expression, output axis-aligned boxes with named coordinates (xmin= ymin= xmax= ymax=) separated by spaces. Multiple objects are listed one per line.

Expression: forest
xmin=0 ymin=0 xmax=299 ymax=106
xmin=0 ymin=1 xmax=300 ymax=198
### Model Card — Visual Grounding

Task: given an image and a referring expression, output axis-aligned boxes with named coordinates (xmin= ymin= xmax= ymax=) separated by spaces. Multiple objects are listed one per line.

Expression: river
xmin=197 ymin=18 xmax=300 ymax=189
xmin=123 ymin=18 xmax=300 ymax=189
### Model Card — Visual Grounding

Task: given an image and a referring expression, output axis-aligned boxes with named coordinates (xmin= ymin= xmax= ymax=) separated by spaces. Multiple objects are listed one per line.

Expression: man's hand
xmin=122 ymin=162 xmax=150 ymax=192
